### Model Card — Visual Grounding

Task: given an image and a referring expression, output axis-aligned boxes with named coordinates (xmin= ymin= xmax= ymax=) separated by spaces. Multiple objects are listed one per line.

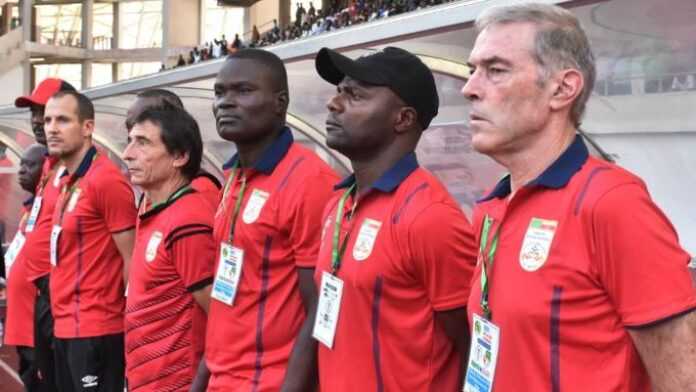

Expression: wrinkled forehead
xmin=469 ymin=22 xmax=539 ymax=63
xmin=129 ymin=118 xmax=165 ymax=142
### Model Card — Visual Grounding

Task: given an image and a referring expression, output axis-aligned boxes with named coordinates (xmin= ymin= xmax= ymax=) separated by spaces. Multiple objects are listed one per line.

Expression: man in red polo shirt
xmin=310 ymin=47 xmax=477 ymax=391
xmin=461 ymin=4 xmax=696 ymax=392
xmin=14 ymin=78 xmax=76 ymax=391
xmin=122 ymin=89 xmax=221 ymax=285
xmin=4 ymin=144 xmax=46 ymax=391
xmin=123 ymin=106 xmax=216 ymax=391
xmin=198 ymin=49 xmax=338 ymax=392
xmin=44 ymin=91 xmax=136 ymax=392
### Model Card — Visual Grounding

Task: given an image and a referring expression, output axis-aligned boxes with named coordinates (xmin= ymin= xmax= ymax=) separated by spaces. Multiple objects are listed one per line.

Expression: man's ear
xmin=549 ymin=68 xmax=584 ymax=113
xmin=82 ymin=119 xmax=95 ymax=138
xmin=276 ymin=90 xmax=289 ymax=115
xmin=394 ymin=106 xmax=419 ymax=134
xmin=172 ymin=150 xmax=190 ymax=170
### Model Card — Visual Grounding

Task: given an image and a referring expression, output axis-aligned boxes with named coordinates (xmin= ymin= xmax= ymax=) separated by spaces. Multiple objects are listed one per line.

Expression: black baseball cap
xmin=315 ymin=47 xmax=439 ymax=129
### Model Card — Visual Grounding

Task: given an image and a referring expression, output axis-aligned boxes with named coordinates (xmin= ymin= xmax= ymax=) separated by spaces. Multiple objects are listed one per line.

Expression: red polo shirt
xmin=4 ymin=202 xmax=36 ymax=347
xmin=125 ymin=187 xmax=215 ymax=392
xmin=50 ymin=147 xmax=137 ymax=338
xmin=205 ymin=128 xmax=338 ymax=391
xmin=191 ymin=171 xmax=222 ymax=207
xmin=23 ymin=156 xmax=65 ymax=282
xmin=315 ymin=152 xmax=477 ymax=392
xmin=466 ymin=135 xmax=696 ymax=392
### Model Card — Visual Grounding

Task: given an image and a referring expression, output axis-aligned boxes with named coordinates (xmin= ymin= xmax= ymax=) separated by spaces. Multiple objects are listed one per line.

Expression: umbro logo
xmin=81 ymin=375 xmax=99 ymax=388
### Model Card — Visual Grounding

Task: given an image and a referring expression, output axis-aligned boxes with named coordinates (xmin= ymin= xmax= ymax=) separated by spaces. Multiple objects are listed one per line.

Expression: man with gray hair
xmin=461 ymin=3 xmax=696 ymax=392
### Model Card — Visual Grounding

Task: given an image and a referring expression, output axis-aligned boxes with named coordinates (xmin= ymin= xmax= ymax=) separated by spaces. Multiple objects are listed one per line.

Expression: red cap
xmin=14 ymin=78 xmax=76 ymax=108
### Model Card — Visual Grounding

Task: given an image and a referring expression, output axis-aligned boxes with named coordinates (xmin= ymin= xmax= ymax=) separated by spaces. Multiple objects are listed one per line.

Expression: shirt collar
xmin=23 ymin=196 xmax=35 ymax=207
xmin=479 ymin=134 xmax=589 ymax=201
xmin=335 ymin=152 xmax=419 ymax=193
xmin=139 ymin=184 xmax=195 ymax=220
xmin=222 ymin=126 xmax=294 ymax=174
xmin=66 ymin=146 xmax=98 ymax=179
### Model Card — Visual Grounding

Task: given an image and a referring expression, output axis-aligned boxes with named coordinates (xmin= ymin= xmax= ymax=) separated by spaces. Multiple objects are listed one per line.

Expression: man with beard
xmin=44 ymin=91 xmax=135 ymax=392
xmin=13 ymin=78 xmax=76 ymax=390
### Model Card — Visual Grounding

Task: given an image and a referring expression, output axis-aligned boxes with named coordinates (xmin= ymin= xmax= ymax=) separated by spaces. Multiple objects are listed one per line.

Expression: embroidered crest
xmin=145 ymin=231 xmax=163 ymax=262
xmin=519 ymin=218 xmax=558 ymax=271
xmin=352 ymin=218 xmax=382 ymax=261
xmin=242 ymin=189 xmax=270 ymax=224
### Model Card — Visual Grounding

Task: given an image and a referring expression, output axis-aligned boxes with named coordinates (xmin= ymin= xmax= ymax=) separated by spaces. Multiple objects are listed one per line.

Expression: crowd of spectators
xmin=170 ymin=33 xmax=244 ymax=69
xmin=164 ymin=0 xmax=452 ymax=71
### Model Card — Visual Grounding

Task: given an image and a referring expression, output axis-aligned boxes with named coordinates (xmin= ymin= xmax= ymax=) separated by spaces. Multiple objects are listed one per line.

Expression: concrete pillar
xmin=81 ymin=0 xmax=94 ymax=88
xmin=161 ymin=0 xmax=168 ymax=65
xmin=20 ymin=0 xmax=31 ymax=42
xmin=82 ymin=60 xmax=92 ymax=89
xmin=82 ymin=0 xmax=93 ymax=49
xmin=162 ymin=0 xmax=201 ymax=66
xmin=112 ymin=2 xmax=119 ymax=49
xmin=21 ymin=59 xmax=31 ymax=94
xmin=279 ymin=0 xmax=290 ymax=29
xmin=1 ymin=3 xmax=12 ymax=35
xmin=243 ymin=7 xmax=252 ymax=38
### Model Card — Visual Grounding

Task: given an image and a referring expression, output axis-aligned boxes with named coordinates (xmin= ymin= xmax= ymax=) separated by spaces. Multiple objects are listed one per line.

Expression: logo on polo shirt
xmin=242 ymin=188 xmax=270 ymax=224
xmin=353 ymin=218 xmax=382 ymax=261
xmin=146 ymin=231 xmax=163 ymax=262
xmin=81 ymin=374 xmax=98 ymax=388
xmin=519 ymin=218 xmax=558 ymax=271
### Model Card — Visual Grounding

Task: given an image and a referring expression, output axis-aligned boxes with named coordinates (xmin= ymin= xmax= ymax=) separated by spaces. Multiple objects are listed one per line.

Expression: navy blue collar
xmin=66 ymin=146 xmax=98 ymax=179
xmin=335 ymin=152 xmax=419 ymax=193
xmin=222 ymin=127 xmax=293 ymax=174
xmin=479 ymin=134 xmax=588 ymax=201
xmin=23 ymin=196 xmax=35 ymax=207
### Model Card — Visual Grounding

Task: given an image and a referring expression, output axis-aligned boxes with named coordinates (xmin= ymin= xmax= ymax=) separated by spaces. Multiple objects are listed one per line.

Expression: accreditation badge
xmin=312 ymin=271 xmax=344 ymax=349
xmin=463 ymin=314 xmax=500 ymax=392
xmin=5 ymin=231 xmax=26 ymax=278
xmin=519 ymin=217 xmax=558 ymax=271
xmin=25 ymin=196 xmax=43 ymax=232
xmin=67 ymin=188 xmax=82 ymax=212
xmin=242 ymin=188 xmax=270 ymax=224
xmin=145 ymin=231 xmax=163 ymax=262
xmin=50 ymin=225 xmax=62 ymax=266
xmin=211 ymin=242 xmax=244 ymax=305
xmin=352 ymin=218 xmax=381 ymax=261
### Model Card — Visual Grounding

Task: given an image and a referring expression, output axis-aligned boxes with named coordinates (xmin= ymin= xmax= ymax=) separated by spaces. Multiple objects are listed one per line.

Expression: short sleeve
xmin=591 ymin=183 xmax=696 ymax=327
xmin=405 ymin=202 xmax=478 ymax=311
xmin=284 ymin=171 xmax=337 ymax=268
xmin=92 ymin=169 xmax=136 ymax=233
xmin=168 ymin=225 xmax=216 ymax=291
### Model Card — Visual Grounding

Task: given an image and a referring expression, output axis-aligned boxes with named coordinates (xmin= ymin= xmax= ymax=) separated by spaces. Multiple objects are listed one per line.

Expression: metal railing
xmin=594 ymin=71 xmax=696 ymax=96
